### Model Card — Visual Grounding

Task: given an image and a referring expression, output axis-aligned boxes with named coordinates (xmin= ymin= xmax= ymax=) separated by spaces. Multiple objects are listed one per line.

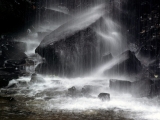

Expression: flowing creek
xmin=0 ymin=76 xmax=160 ymax=120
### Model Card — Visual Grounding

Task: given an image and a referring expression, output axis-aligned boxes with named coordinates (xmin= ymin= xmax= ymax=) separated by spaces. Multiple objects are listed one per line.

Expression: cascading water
xmin=1 ymin=0 xmax=160 ymax=120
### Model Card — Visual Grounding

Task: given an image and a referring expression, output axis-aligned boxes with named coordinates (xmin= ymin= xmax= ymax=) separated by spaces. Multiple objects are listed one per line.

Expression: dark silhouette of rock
xmin=98 ymin=93 xmax=110 ymax=101
xmin=30 ymin=73 xmax=45 ymax=83
xmin=35 ymin=16 xmax=107 ymax=77
xmin=109 ymin=79 xmax=131 ymax=94
xmin=68 ymin=86 xmax=77 ymax=97
xmin=108 ymin=50 xmax=142 ymax=77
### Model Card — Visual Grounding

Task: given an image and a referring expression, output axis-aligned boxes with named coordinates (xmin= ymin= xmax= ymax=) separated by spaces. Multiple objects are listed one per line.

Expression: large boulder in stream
xmin=35 ymin=5 xmax=107 ymax=76
xmin=30 ymin=73 xmax=45 ymax=84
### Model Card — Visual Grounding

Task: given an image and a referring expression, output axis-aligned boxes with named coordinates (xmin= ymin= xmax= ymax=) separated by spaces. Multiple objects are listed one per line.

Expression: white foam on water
xmin=8 ymin=76 xmax=160 ymax=120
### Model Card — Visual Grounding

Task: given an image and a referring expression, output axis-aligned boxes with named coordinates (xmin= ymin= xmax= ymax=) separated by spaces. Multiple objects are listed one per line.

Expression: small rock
xmin=98 ymin=93 xmax=110 ymax=101
xmin=30 ymin=73 xmax=45 ymax=83
xmin=68 ymin=86 xmax=77 ymax=97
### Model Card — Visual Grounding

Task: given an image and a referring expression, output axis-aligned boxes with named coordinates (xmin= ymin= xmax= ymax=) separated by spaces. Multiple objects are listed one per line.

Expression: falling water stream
xmin=1 ymin=0 xmax=160 ymax=120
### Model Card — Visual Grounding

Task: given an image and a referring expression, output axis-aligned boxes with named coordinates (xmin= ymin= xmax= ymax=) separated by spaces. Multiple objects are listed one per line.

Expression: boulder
xmin=68 ymin=86 xmax=79 ymax=97
xmin=35 ymin=27 xmax=103 ymax=76
xmin=98 ymin=93 xmax=110 ymax=101
xmin=109 ymin=79 xmax=131 ymax=93
xmin=107 ymin=50 xmax=142 ymax=77
xmin=30 ymin=73 xmax=45 ymax=83
xmin=35 ymin=7 xmax=107 ymax=76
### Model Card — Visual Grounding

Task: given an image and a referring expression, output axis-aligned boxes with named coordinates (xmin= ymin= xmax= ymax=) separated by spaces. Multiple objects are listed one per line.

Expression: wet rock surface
xmin=30 ymin=73 xmax=45 ymax=83
xmin=35 ymin=16 xmax=107 ymax=77
xmin=98 ymin=93 xmax=110 ymax=101
xmin=107 ymin=50 xmax=142 ymax=77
